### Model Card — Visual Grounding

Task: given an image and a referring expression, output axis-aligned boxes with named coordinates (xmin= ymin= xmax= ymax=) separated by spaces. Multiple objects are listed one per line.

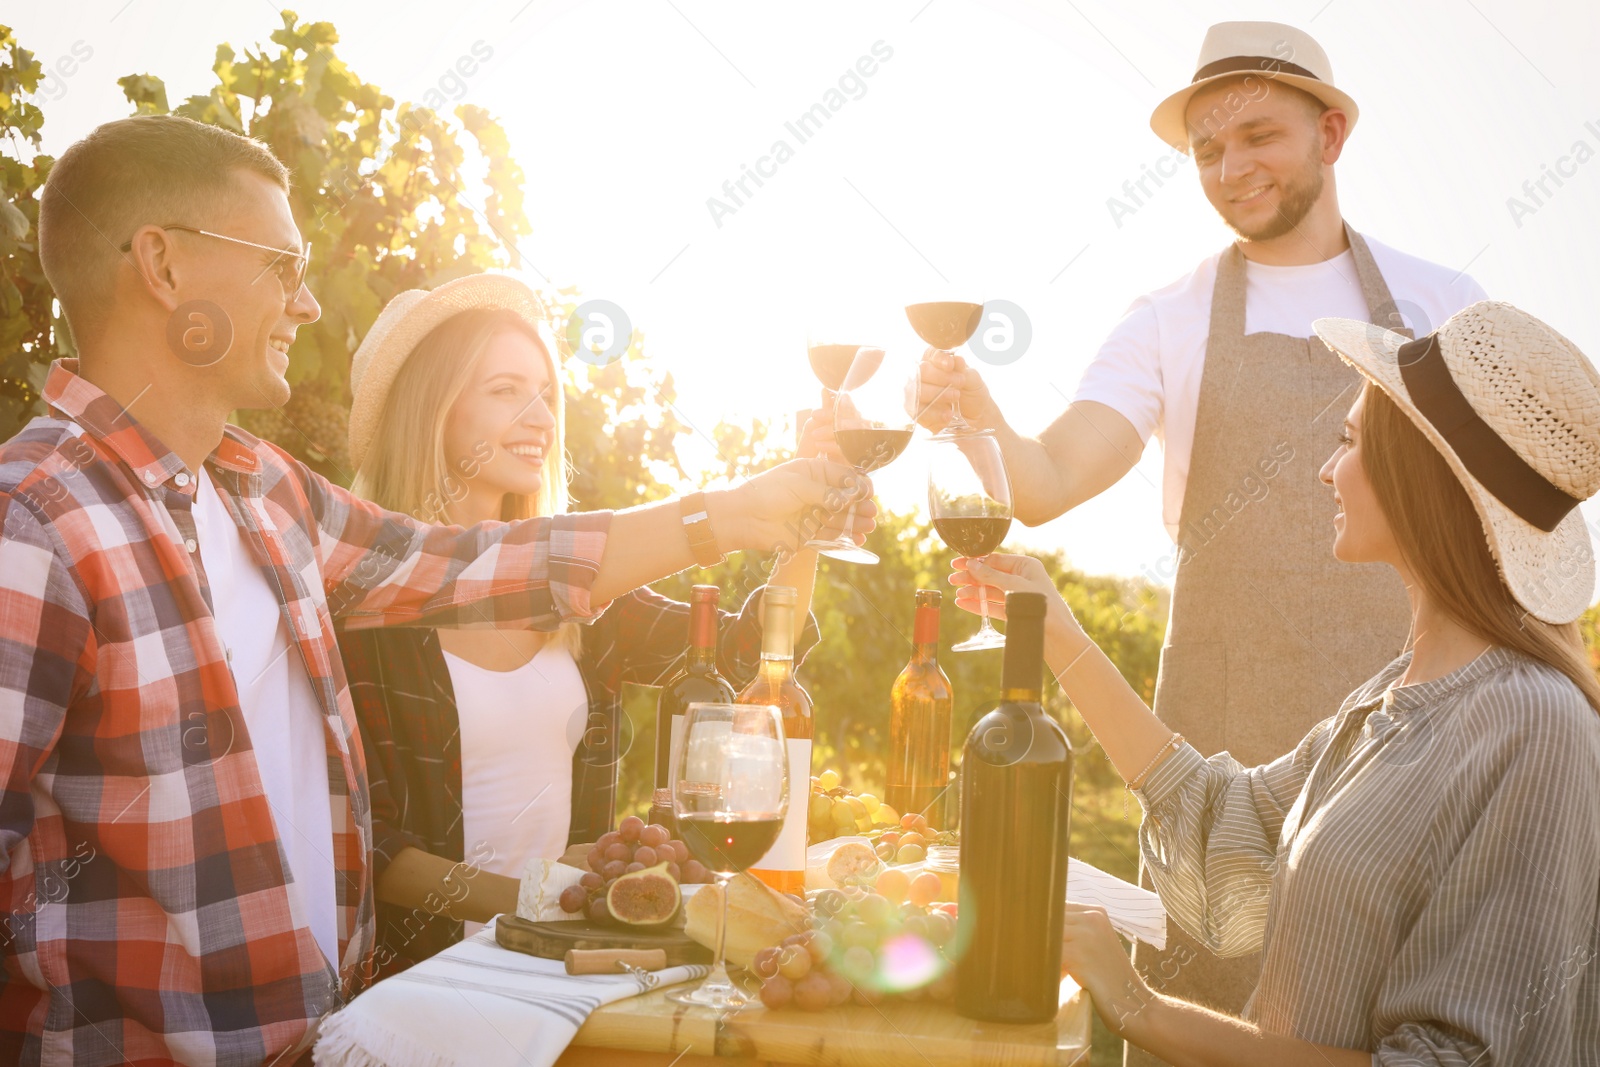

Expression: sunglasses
xmin=119 ymin=224 xmax=311 ymax=300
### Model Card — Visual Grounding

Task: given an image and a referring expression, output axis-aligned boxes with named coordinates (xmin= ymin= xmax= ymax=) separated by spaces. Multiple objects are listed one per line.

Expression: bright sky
xmin=15 ymin=0 xmax=1600 ymax=594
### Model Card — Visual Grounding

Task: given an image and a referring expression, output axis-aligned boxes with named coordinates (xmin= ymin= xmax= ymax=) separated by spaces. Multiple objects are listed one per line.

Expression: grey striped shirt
xmin=1136 ymin=646 xmax=1600 ymax=1064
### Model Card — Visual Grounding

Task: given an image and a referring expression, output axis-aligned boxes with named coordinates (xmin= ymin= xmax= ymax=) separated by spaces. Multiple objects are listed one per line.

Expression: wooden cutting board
xmin=495 ymin=915 xmax=711 ymax=966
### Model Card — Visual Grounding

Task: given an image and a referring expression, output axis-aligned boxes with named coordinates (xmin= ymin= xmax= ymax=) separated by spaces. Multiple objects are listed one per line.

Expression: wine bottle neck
xmin=1000 ymin=608 xmax=1046 ymax=695
xmin=688 ymin=597 xmax=719 ymax=659
xmin=760 ymin=595 xmax=795 ymax=660
xmin=1000 ymin=687 xmax=1043 ymax=704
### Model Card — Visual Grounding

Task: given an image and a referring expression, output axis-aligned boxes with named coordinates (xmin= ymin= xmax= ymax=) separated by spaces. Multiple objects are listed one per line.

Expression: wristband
xmin=680 ymin=491 xmax=725 ymax=568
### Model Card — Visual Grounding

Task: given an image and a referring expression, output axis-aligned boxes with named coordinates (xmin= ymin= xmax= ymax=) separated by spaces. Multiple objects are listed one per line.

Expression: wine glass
xmin=928 ymin=431 xmax=1013 ymax=650
xmin=804 ymin=340 xmax=900 ymax=563
xmin=670 ymin=702 xmax=789 ymax=1010
xmin=905 ymin=301 xmax=983 ymax=437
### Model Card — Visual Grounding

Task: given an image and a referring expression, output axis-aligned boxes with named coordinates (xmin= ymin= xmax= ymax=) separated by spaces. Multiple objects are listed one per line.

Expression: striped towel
xmin=314 ymin=918 xmax=710 ymax=1067
xmin=1068 ymin=858 xmax=1168 ymax=950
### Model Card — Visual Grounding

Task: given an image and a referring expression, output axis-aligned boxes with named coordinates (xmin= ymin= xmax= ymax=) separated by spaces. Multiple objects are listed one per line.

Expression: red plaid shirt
xmin=0 ymin=361 xmax=610 ymax=1066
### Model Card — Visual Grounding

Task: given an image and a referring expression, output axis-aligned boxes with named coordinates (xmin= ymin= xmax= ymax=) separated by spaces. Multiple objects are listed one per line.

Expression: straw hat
xmin=347 ymin=273 xmax=556 ymax=471
xmin=1150 ymin=22 xmax=1359 ymax=152
xmin=1314 ymin=302 xmax=1600 ymax=624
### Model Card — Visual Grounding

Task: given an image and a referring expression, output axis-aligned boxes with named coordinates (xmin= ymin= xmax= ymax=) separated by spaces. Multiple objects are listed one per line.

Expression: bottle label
xmin=752 ymin=738 xmax=811 ymax=875
xmin=668 ymin=714 xmax=687 ymax=787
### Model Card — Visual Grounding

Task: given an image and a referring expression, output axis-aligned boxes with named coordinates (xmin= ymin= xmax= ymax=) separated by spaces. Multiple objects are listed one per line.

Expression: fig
xmin=605 ymin=861 xmax=682 ymax=927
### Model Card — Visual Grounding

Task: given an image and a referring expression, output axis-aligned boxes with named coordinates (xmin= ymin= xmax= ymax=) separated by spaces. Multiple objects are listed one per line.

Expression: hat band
xmin=1397 ymin=333 xmax=1581 ymax=533
xmin=1192 ymin=55 xmax=1321 ymax=84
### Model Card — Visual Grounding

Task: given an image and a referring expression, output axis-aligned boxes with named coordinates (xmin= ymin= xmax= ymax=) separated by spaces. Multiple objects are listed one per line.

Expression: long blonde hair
xmin=352 ymin=306 xmax=582 ymax=655
xmin=1362 ymin=381 xmax=1599 ymax=713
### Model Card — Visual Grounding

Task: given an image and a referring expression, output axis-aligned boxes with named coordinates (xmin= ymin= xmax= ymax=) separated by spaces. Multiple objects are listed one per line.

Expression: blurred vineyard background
xmin=3 ymin=15 xmax=1598 ymax=1064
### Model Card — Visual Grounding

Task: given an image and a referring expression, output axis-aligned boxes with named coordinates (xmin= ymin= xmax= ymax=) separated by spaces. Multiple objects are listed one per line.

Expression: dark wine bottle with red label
xmin=954 ymin=591 xmax=1073 ymax=1024
xmin=651 ymin=586 xmax=735 ymax=832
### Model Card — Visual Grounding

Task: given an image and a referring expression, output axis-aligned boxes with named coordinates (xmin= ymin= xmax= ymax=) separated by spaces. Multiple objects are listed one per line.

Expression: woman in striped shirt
xmin=951 ymin=302 xmax=1600 ymax=1066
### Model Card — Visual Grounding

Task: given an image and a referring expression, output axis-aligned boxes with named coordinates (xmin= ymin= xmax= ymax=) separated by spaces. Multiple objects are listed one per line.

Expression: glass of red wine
xmin=928 ymin=431 xmax=1013 ymax=650
xmin=804 ymin=341 xmax=904 ymax=564
xmin=669 ymin=701 xmax=789 ymax=1009
xmin=905 ymin=301 xmax=984 ymax=438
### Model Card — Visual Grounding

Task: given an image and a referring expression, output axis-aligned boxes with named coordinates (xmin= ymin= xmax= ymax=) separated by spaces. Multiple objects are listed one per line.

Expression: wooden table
xmin=554 ymin=978 xmax=1093 ymax=1066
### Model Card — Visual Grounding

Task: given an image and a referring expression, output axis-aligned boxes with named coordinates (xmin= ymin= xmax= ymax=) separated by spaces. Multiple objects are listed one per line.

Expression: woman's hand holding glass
xmin=947 ymin=553 xmax=1084 ymax=654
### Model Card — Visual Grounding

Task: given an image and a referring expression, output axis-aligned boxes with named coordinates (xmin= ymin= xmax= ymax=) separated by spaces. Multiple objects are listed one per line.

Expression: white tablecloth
xmin=314 ymin=918 xmax=709 ymax=1067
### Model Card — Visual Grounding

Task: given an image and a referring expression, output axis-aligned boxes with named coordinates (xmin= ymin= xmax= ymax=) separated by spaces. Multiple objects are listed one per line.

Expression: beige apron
xmin=1125 ymin=226 xmax=1413 ymax=1067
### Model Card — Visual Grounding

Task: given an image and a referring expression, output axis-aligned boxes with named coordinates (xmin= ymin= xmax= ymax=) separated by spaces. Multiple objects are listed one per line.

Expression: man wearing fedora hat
xmin=0 ymin=114 xmax=869 ymax=1065
xmin=914 ymin=21 xmax=1490 ymax=1056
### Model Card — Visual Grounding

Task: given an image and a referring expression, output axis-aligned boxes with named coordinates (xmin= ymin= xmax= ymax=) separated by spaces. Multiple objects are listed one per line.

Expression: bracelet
xmin=1128 ymin=733 xmax=1184 ymax=791
xmin=680 ymin=491 xmax=725 ymax=568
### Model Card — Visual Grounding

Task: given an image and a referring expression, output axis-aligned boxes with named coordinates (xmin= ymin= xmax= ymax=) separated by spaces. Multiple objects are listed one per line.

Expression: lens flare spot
xmin=876 ymin=932 xmax=943 ymax=992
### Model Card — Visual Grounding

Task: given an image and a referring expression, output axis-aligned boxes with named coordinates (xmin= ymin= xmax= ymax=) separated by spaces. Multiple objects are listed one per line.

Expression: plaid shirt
xmin=339 ymin=584 xmax=819 ymax=966
xmin=0 ymin=360 xmax=610 ymax=1066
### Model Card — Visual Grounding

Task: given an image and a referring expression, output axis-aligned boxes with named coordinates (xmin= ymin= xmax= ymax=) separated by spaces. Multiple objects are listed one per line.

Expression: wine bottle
xmin=887 ymin=589 xmax=953 ymax=826
xmin=737 ymin=585 xmax=812 ymax=896
xmin=954 ymin=591 xmax=1073 ymax=1024
xmin=651 ymin=585 xmax=735 ymax=832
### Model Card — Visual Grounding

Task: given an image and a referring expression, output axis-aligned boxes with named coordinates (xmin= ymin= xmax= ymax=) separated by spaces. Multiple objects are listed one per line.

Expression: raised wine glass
xmin=928 ymin=431 xmax=1013 ymax=651
xmin=905 ymin=301 xmax=983 ymax=438
xmin=804 ymin=331 xmax=879 ymax=561
xmin=669 ymin=701 xmax=789 ymax=1010
xmin=805 ymin=345 xmax=911 ymax=565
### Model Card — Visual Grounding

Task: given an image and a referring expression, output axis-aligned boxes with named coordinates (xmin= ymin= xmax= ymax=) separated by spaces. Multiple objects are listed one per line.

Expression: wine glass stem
xmin=837 ymin=496 xmax=859 ymax=544
xmin=704 ymin=872 xmax=735 ymax=993
xmin=977 ymin=555 xmax=997 ymax=632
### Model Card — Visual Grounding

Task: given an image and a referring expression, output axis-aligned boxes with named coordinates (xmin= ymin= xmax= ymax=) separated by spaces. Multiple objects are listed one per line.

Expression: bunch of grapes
xmin=806 ymin=768 xmax=901 ymax=844
xmin=556 ymin=815 xmax=713 ymax=923
xmin=749 ymin=882 xmax=960 ymax=1011
xmin=864 ymin=811 xmax=953 ymax=865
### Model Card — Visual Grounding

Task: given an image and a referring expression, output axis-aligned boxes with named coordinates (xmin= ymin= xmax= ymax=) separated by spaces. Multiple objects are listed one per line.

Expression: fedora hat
xmin=347 ymin=272 xmax=558 ymax=471
xmin=1150 ymin=21 xmax=1359 ymax=153
xmin=1314 ymin=302 xmax=1600 ymax=624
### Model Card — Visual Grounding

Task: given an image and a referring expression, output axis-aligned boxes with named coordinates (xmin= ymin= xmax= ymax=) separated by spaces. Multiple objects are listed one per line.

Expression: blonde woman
xmin=339 ymin=273 xmax=850 ymax=969
xmin=952 ymin=303 xmax=1599 ymax=1064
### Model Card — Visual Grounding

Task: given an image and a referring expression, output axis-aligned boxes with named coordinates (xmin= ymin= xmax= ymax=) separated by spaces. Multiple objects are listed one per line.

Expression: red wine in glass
xmin=928 ymin=431 xmax=1014 ymax=651
xmin=678 ymin=814 xmax=785 ymax=875
xmin=834 ymin=426 xmax=914 ymax=473
xmin=932 ymin=516 xmax=1011 ymax=558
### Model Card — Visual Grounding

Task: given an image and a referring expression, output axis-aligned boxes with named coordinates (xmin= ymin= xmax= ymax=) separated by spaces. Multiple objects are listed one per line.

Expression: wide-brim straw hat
xmin=348 ymin=272 xmax=556 ymax=471
xmin=1314 ymin=302 xmax=1600 ymax=624
xmin=1150 ymin=21 xmax=1359 ymax=153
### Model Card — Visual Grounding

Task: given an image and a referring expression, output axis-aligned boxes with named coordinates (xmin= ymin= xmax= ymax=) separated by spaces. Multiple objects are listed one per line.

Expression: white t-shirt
xmin=1070 ymin=236 xmax=1488 ymax=541
xmin=448 ymin=643 xmax=586 ymax=936
xmin=191 ymin=468 xmax=338 ymax=966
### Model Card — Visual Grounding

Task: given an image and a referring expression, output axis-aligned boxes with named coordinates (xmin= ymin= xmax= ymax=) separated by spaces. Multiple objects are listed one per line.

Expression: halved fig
xmin=606 ymin=861 xmax=681 ymax=926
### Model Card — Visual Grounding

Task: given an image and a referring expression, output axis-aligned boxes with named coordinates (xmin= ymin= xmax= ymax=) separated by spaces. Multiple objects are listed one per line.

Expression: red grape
xmin=597 ymin=831 xmax=622 ymax=849
xmin=777 ymin=945 xmax=812 ymax=981
xmin=586 ymin=847 xmax=605 ymax=871
xmin=632 ymin=846 xmax=657 ymax=867
xmin=641 ymin=824 xmax=670 ymax=848
xmin=665 ymin=862 xmax=682 ymax=882
xmin=579 ymin=871 xmax=604 ymax=891
xmin=558 ymin=885 xmax=588 ymax=914
xmin=683 ymin=860 xmax=709 ymax=883
xmin=625 ymin=862 xmax=645 ymax=874
xmin=668 ymin=840 xmax=689 ymax=864
xmin=601 ymin=860 xmax=627 ymax=880
xmin=750 ymin=946 xmax=782 ymax=980
xmin=759 ymin=975 xmax=794 ymax=1009
xmin=587 ymin=898 xmax=610 ymax=923
xmin=604 ymin=842 xmax=630 ymax=862
xmin=618 ymin=815 xmax=644 ymax=843
xmin=792 ymin=972 xmax=833 ymax=1011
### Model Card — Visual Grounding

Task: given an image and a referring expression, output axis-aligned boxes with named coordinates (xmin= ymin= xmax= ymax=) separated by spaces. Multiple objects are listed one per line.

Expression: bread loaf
xmin=682 ymin=873 xmax=807 ymax=968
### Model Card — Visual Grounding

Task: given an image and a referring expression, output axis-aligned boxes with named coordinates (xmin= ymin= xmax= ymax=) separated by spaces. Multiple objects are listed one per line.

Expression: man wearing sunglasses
xmin=0 ymin=113 xmax=869 ymax=1066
